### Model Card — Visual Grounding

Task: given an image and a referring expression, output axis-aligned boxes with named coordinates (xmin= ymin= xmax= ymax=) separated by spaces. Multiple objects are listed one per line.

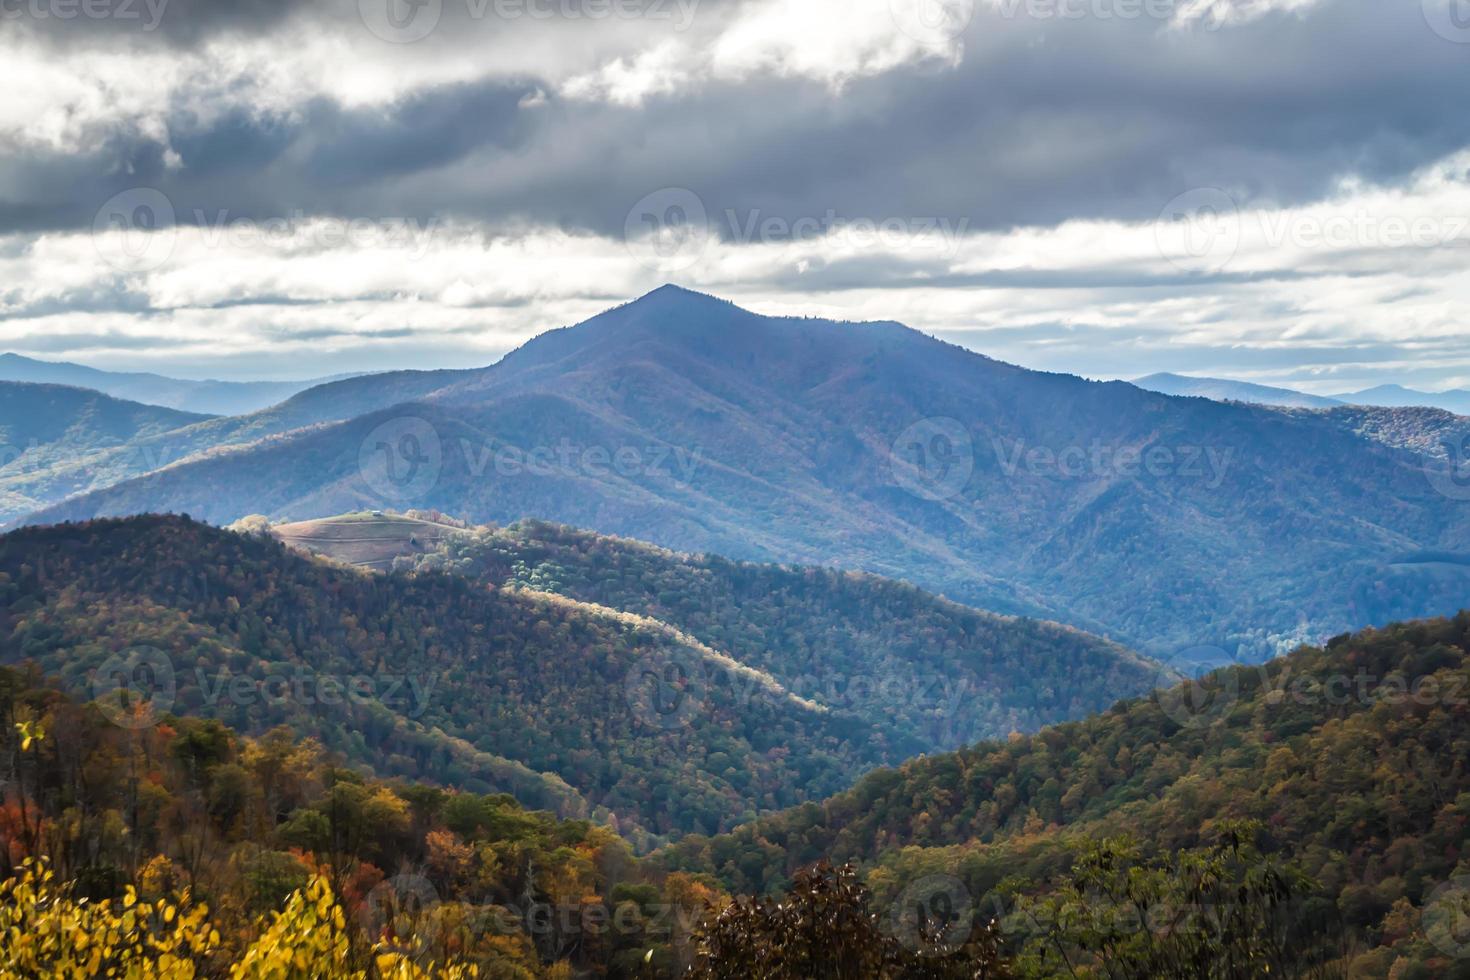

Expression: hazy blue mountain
xmin=20 ymin=287 xmax=1470 ymax=655
xmin=1132 ymin=372 xmax=1343 ymax=409
xmin=0 ymin=381 xmax=211 ymax=523
xmin=0 ymin=352 xmax=360 ymax=415
xmin=0 ymin=367 xmax=482 ymax=523
xmin=1332 ymin=383 xmax=1470 ymax=416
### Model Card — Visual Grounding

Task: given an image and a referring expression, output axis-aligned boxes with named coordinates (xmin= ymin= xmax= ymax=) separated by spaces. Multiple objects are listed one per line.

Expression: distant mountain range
xmin=0 ymin=368 xmax=477 ymax=524
xmin=1336 ymin=382 xmax=1470 ymax=415
xmin=1132 ymin=372 xmax=1344 ymax=409
xmin=12 ymin=287 xmax=1470 ymax=654
xmin=1134 ymin=371 xmax=1470 ymax=415
xmin=0 ymin=352 xmax=361 ymax=416
xmin=0 ymin=381 xmax=212 ymax=523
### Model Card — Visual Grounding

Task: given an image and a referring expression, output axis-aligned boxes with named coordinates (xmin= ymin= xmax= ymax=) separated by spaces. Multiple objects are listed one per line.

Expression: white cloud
xmin=562 ymin=0 xmax=967 ymax=105
xmin=5 ymin=146 xmax=1470 ymax=392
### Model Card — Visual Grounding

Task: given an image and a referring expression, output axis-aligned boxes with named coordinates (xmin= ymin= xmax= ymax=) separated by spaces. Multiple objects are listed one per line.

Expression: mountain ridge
xmin=15 ymin=287 xmax=1470 ymax=654
xmin=0 ymin=352 xmax=364 ymax=416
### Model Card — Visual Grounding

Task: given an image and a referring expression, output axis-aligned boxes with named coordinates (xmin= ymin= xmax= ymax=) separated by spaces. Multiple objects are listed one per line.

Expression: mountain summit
xmin=18 ymin=290 xmax=1470 ymax=654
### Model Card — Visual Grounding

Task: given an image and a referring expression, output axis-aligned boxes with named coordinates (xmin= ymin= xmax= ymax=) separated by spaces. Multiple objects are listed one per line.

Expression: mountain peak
xmin=623 ymin=283 xmax=740 ymax=312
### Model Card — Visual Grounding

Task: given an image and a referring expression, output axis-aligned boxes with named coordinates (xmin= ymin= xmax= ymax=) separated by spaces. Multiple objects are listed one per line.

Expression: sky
xmin=2 ymin=0 xmax=1469 ymax=390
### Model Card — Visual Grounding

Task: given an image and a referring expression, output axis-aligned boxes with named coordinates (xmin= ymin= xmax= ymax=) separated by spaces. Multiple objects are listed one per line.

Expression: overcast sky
xmin=2 ymin=0 xmax=1468 ymax=390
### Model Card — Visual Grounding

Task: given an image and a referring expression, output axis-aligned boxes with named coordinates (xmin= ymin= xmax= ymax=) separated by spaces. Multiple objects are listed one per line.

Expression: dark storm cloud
xmin=3 ymin=0 xmax=1468 ymax=242
xmin=0 ymin=79 xmax=540 ymax=232
xmin=2 ymin=0 xmax=308 ymax=45
xmin=2 ymin=0 xmax=729 ymax=48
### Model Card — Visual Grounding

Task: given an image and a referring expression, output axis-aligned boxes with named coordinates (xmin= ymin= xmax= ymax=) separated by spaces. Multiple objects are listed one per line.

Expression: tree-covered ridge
xmin=0 ymin=381 xmax=212 ymax=524
xmin=24 ymin=287 xmax=1470 ymax=656
xmin=663 ymin=613 xmax=1470 ymax=977
xmin=0 ymin=658 xmax=1422 ymax=980
xmin=389 ymin=516 xmax=1161 ymax=753
xmin=0 ymin=665 xmax=1359 ymax=978
xmin=0 ymin=515 xmax=924 ymax=841
xmin=0 ymin=665 xmax=715 ymax=977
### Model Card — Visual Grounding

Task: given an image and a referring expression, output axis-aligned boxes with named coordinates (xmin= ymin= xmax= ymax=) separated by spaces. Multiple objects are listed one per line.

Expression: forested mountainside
xmin=4 ymin=666 xmax=1322 ymax=979
xmin=0 ymin=515 xmax=914 ymax=841
xmin=273 ymin=512 xmax=1162 ymax=752
xmin=663 ymin=613 xmax=1470 ymax=977
xmin=0 ymin=382 xmax=211 ymax=524
xmin=6 ymin=612 xmax=1467 ymax=976
xmin=0 ymin=666 xmax=714 ymax=977
xmin=25 ymin=287 xmax=1470 ymax=657
xmin=1 ymin=514 xmax=1150 ymax=848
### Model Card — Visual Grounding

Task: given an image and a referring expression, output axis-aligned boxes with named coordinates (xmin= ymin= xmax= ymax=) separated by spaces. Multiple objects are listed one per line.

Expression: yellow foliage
xmin=0 ymin=861 xmax=478 ymax=980
xmin=0 ymin=858 xmax=217 ymax=979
